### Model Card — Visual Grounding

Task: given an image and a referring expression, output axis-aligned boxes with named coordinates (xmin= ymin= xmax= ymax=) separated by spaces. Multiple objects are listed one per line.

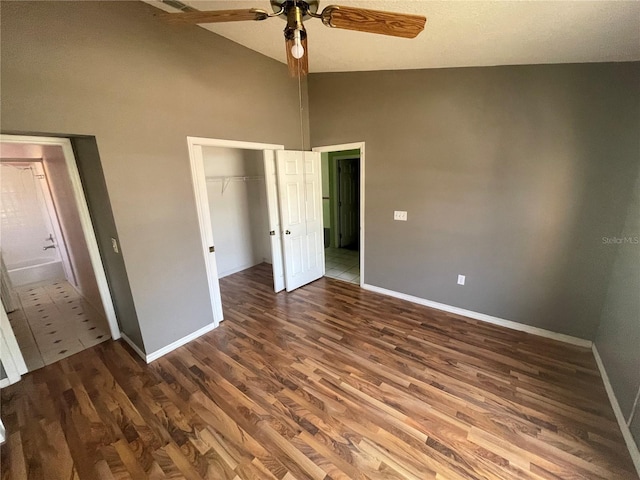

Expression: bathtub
xmin=7 ymin=257 xmax=65 ymax=286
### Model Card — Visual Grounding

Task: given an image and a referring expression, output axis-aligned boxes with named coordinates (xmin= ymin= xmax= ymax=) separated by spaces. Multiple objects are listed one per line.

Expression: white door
xmin=276 ymin=150 xmax=324 ymax=292
xmin=263 ymin=151 xmax=285 ymax=292
xmin=338 ymin=159 xmax=358 ymax=247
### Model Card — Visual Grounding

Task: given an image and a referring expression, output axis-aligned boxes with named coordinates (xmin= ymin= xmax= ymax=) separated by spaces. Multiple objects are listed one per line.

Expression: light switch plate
xmin=394 ymin=210 xmax=408 ymax=221
xmin=457 ymin=275 xmax=465 ymax=285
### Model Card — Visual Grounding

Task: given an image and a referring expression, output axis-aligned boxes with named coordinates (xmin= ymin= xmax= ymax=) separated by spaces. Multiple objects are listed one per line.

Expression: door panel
xmin=276 ymin=150 xmax=324 ymax=292
xmin=263 ymin=151 xmax=285 ymax=293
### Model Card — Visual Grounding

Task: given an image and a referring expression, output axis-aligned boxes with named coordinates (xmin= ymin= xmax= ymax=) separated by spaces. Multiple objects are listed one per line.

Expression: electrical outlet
xmin=111 ymin=237 xmax=119 ymax=254
xmin=394 ymin=210 xmax=408 ymax=221
xmin=457 ymin=275 xmax=465 ymax=286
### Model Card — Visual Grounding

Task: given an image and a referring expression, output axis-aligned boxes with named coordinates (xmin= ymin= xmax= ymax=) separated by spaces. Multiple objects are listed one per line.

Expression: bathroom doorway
xmin=0 ymin=137 xmax=117 ymax=373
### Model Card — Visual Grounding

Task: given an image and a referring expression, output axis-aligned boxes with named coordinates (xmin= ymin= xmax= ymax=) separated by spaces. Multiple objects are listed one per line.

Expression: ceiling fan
xmin=160 ymin=1 xmax=427 ymax=77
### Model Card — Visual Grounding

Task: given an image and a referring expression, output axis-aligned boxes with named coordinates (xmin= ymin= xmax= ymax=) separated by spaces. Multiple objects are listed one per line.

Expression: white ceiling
xmin=147 ymin=1 xmax=640 ymax=72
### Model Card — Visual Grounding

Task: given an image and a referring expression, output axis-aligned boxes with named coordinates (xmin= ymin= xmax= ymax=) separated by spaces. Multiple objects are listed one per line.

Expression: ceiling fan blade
xmin=161 ymin=9 xmax=269 ymax=24
xmin=320 ymin=5 xmax=426 ymax=39
xmin=285 ymin=37 xmax=309 ymax=78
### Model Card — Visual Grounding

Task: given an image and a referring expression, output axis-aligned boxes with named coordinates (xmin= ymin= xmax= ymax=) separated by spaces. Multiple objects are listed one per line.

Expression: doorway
xmin=188 ymin=137 xmax=325 ymax=325
xmin=314 ymin=143 xmax=365 ymax=286
xmin=203 ymin=146 xmax=275 ymax=290
xmin=0 ymin=135 xmax=119 ymax=377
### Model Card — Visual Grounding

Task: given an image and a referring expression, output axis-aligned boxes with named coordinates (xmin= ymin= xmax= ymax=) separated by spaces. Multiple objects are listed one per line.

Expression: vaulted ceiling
xmin=147 ymin=1 xmax=640 ymax=72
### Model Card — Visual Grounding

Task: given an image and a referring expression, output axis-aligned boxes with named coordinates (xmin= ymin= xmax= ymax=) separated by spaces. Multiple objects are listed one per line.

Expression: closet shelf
xmin=206 ymin=175 xmax=264 ymax=194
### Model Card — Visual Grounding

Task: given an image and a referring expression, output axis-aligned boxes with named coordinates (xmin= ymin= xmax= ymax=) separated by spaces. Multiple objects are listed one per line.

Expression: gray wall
xmin=71 ymin=137 xmax=144 ymax=351
xmin=594 ymin=167 xmax=640 ymax=441
xmin=0 ymin=1 xmax=310 ymax=353
xmin=309 ymin=63 xmax=640 ymax=339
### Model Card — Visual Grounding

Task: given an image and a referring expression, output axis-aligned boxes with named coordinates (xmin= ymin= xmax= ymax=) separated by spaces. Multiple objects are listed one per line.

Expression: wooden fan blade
xmin=285 ymin=37 xmax=309 ymax=78
xmin=321 ymin=5 xmax=426 ymax=38
xmin=161 ymin=9 xmax=269 ymax=24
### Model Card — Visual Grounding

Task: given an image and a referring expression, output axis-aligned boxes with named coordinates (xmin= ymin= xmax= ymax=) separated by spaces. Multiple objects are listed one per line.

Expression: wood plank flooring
xmin=1 ymin=263 xmax=637 ymax=479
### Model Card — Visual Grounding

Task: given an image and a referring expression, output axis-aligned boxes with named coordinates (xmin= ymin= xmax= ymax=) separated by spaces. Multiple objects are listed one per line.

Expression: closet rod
xmin=205 ymin=175 xmax=265 ymax=194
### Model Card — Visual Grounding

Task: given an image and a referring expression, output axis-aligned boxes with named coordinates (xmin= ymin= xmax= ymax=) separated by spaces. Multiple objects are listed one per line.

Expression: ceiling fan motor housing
xmin=271 ymin=0 xmax=319 ymax=18
xmin=280 ymin=1 xmax=312 ymax=40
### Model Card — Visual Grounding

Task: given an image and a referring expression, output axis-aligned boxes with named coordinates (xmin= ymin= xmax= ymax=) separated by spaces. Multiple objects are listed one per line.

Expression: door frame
xmin=0 ymin=297 xmax=28 ymax=388
xmin=186 ymin=136 xmax=285 ymax=325
xmin=0 ymin=134 xmax=120 ymax=340
xmin=312 ymin=142 xmax=365 ymax=287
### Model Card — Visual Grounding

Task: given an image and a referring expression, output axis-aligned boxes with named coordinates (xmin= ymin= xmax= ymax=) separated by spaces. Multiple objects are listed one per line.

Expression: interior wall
xmin=0 ymin=1 xmax=310 ymax=354
xmin=309 ymin=62 xmax=640 ymax=339
xmin=71 ymin=137 xmax=143 ymax=350
xmin=42 ymin=146 xmax=104 ymax=313
xmin=594 ymin=165 xmax=640 ymax=441
xmin=203 ymin=147 xmax=271 ymax=278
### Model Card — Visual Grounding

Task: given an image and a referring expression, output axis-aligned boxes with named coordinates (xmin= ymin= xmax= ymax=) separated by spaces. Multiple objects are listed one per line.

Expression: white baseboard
xmin=592 ymin=345 xmax=640 ymax=476
xmin=146 ymin=322 xmax=217 ymax=362
xmin=120 ymin=332 xmax=147 ymax=361
xmin=121 ymin=322 xmax=217 ymax=363
xmin=361 ymin=284 xmax=592 ymax=348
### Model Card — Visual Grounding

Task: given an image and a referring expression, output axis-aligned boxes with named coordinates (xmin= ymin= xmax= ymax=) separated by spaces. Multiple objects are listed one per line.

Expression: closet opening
xmin=204 ymin=146 xmax=273 ymax=281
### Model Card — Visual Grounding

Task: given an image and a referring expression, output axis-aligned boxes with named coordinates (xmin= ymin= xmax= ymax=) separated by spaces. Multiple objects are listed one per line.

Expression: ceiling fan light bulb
xmin=291 ymin=40 xmax=305 ymax=59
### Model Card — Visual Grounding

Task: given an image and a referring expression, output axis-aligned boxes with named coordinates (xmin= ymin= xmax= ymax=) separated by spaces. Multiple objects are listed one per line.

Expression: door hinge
xmin=269 ymin=230 xmax=276 ymax=236
xmin=209 ymin=246 xmax=215 ymax=253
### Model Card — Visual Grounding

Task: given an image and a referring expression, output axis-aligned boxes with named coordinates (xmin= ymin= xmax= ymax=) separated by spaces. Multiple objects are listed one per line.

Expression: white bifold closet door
xmin=275 ymin=150 xmax=324 ymax=292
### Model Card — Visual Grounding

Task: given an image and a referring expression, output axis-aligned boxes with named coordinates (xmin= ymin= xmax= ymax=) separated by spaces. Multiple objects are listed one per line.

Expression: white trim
xmin=0 ymin=135 xmax=120 ymax=340
xmin=120 ymin=332 xmax=147 ymax=362
xmin=312 ymin=142 xmax=366 ymax=287
xmin=362 ymin=283 xmax=593 ymax=348
xmin=592 ymin=345 xmax=640 ymax=476
xmin=187 ymin=137 xmax=284 ymax=151
xmin=123 ymin=322 xmax=216 ymax=363
xmin=629 ymin=385 xmax=640 ymax=427
xmin=0 ymin=419 xmax=5 ymax=444
xmin=1 ymin=297 xmax=28 ymax=387
xmin=186 ymin=136 xmax=286 ymax=326
xmin=146 ymin=322 xmax=216 ymax=362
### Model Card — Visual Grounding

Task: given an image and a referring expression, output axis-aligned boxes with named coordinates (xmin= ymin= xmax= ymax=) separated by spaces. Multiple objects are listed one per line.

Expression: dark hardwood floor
xmin=1 ymin=263 xmax=637 ymax=479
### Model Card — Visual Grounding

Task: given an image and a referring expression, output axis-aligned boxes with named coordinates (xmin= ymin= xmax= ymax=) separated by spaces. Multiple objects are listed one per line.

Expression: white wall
xmin=203 ymin=147 xmax=271 ymax=278
xmin=0 ymin=163 xmax=58 ymax=268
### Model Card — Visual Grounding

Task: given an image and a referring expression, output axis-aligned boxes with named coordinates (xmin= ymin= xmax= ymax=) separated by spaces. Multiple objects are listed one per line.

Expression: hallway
xmin=7 ymin=279 xmax=110 ymax=370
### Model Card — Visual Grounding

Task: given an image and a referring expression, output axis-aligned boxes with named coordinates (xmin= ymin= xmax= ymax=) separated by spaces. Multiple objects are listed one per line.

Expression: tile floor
xmin=324 ymin=247 xmax=360 ymax=284
xmin=7 ymin=279 xmax=111 ymax=371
